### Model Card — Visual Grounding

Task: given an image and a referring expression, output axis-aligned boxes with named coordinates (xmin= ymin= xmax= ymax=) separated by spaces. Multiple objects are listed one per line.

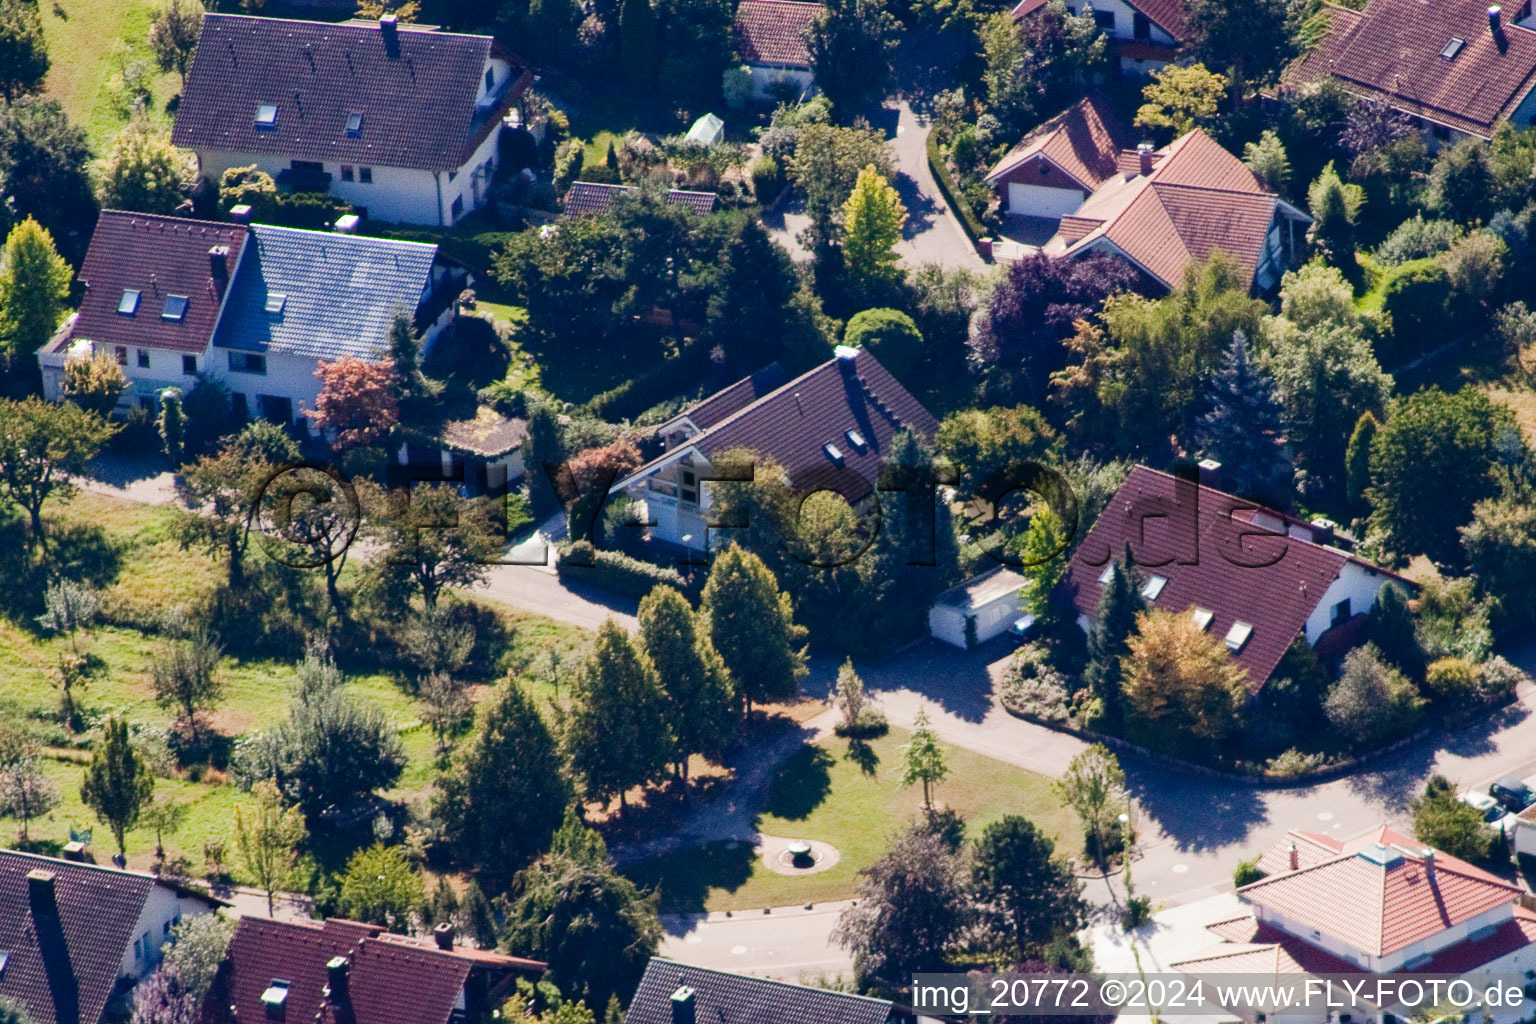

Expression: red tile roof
xmin=1059 ymin=466 xmax=1394 ymax=691
xmin=202 ymin=917 xmax=544 ymax=1024
xmin=735 ymin=0 xmax=820 ymax=67
xmin=53 ymin=212 xmax=247 ymax=356
xmin=1010 ymin=0 xmax=1188 ymax=37
xmin=985 ymin=92 xmax=1135 ymax=192
xmin=1282 ymin=0 xmax=1536 ymax=139
xmin=1239 ymin=826 xmax=1522 ymax=957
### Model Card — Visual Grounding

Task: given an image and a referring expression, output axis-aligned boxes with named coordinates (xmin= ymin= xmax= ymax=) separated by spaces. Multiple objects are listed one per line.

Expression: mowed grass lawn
xmin=41 ymin=0 xmax=180 ymax=153
xmin=626 ymin=729 xmax=1080 ymax=912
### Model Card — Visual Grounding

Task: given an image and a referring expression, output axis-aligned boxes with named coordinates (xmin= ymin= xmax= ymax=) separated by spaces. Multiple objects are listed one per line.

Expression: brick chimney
xmin=325 ymin=956 xmax=349 ymax=1005
xmin=1489 ymin=5 xmax=1503 ymax=33
xmin=1288 ymin=841 xmax=1298 ymax=871
xmin=670 ymin=986 xmax=696 ymax=1024
xmin=27 ymin=869 xmax=58 ymax=918
xmin=1137 ymin=142 xmax=1154 ymax=177
xmin=433 ymin=922 xmax=455 ymax=951
xmin=208 ymin=245 xmax=229 ymax=284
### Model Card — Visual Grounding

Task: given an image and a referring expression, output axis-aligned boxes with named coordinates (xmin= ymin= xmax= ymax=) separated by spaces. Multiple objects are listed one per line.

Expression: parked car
xmin=1489 ymin=776 xmax=1535 ymax=813
xmin=1461 ymin=791 xmax=1517 ymax=835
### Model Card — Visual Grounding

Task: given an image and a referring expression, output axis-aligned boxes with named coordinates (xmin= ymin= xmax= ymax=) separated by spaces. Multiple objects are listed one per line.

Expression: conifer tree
xmin=638 ymin=586 xmax=737 ymax=785
xmin=1083 ymin=552 xmax=1145 ymax=732
xmin=700 ymin=546 xmax=808 ymax=716
xmin=566 ymin=620 xmax=671 ymax=811
xmin=1346 ymin=410 xmax=1378 ymax=514
xmin=1307 ymin=162 xmax=1365 ymax=285
xmin=619 ymin=0 xmax=657 ymax=90
xmin=1194 ymin=331 xmax=1291 ymax=498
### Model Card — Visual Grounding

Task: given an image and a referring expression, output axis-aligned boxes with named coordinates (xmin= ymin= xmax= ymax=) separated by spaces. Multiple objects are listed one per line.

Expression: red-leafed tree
xmin=311 ymin=357 xmax=399 ymax=448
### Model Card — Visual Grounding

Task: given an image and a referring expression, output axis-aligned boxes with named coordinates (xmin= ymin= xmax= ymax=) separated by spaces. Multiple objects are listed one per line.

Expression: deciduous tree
xmin=0 ymin=0 xmax=48 ymax=101
xmin=1135 ymin=64 xmax=1226 ymax=138
xmin=1242 ymin=130 xmax=1290 ymax=193
xmin=566 ymin=620 xmax=671 ymax=810
xmin=376 ymin=483 xmax=504 ymax=611
xmin=0 ymin=756 xmax=60 ymax=842
xmin=1121 ymin=609 xmax=1248 ymax=751
xmin=233 ymin=778 xmax=304 ymax=916
xmin=94 ymin=113 xmax=188 ymax=215
xmin=80 ymin=716 xmax=155 ymax=856
xmin=311 ymin=357 xmax=400 ymax=448
xmin=176 ymin=420 xmax=299 ymax=588
xmin=0 ymin=217 xmax=72 ymax=374
xmin=840 ymin=166 xmax=907 ymax=296
xmin=700 ymin=545 xmax=808 ymax=715
xmin=338 ymin=844 xmax=426 ymax=933
xmin=149 ymin=0 xmax=204 ymax=87
xmin=0 ymin=397 xmax=115 ymax=547
xmin=1323 ymin=644 xmax=1423 ymax=746
xmin=805 ymin=0 xmax=899 ymax=117
xmin=1410 ymin=774 xmax=1493 ymax=862
xmin=899 ymin=705 xmax=950 ymax=811
xmin=1052 ymin=744 xmax=1124 ymax=867
xmin=843 ymin=308 xmax=923 ymax=380
xmin=61 ymin=351 xmax=128 ymax=417
xmin=1306 ymin=162 xmax=1365 ymax=284
xmin=149 ymin=619 xmax=224 ymax=745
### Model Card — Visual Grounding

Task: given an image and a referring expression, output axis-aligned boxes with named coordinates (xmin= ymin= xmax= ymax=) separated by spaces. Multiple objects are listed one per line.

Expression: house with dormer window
xmin=171 ymin=14 xmax=532 ymax=225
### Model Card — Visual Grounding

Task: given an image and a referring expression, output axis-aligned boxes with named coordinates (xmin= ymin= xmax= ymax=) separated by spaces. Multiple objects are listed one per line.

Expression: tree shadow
xmin=48 ymin=520 xmax=121 ymax=588
xmin=894 ymin=171 xmax=940 ymax=239
xmin=848 ymin=640 xmax=1001 ymax=724
xmin=623 ymin=839 xmax=758 ymax=916
xmin=845 ymin=738 xmax=879 ymax=776
xmin=763 ymin=744 xmax=834 ymax=821
xmin=87 ymin=452 xmax=171 ymax=487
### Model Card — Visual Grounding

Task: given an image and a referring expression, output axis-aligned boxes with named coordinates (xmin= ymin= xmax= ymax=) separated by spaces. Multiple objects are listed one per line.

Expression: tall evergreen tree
xmin=1083 ymin=552 xmax=1145 ymax=733
xmin=619 ymin=0 xmax=657 ymax=90
xmin=1194 ymin=331 xmax=1292 ymax=499
xmin=637 ymin=587 xmax=737 ymax=785
xmin=700 ymin=546 xmax=808 ymax=716
xmin=1346 ymin=410 xmax=1378 ymax=514
xmin=706 ymin=218 xmax=797 ymax=369
xmin=80 ymin=716 xmax=155 ymax=857
xmin=566 ymin=620 xmax=671 ymax=811
xmin=1307 ymin=162 xmax=1365 ymax=286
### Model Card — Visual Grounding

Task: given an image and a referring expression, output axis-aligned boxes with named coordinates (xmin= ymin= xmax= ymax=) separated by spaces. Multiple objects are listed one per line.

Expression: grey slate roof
xmin=212 ymin=224 xmax=437 ymax=361
xmin=563 ymin=181 xmax=719 ymax=217
xmin=626 ymin=958 xmax=893 ymax=1024
xmin=171 ymin=14 xmax=529 ymax=171
xmin=0 ymin=850 xmax=157 ymax=1024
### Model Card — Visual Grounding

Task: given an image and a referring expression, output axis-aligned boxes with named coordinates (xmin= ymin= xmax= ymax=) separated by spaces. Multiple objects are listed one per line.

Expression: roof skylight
xmin=1098 ymin=565 xmax=1114 ymax=585
xmin=823 ymin=442 xmax=844 ymax=463
xmin=117 ymin=289 xmax=141 ymax=316
xmin=845 ymin=428 xmax=867 ymax=450
xmin=1224 ymin=621 xmax=1253 ymax=652
xmin=1142 ymin=574 xmax=1168 ymax=601
xmin=265 ymin=293 xmax=287 ymax=314
xmin=162 ymin=295 xmax=189 ymax=322
xmin=255 ymin=103 xmax=279 ymax=128
xmin=1191 ymin=607 xmax=1214 ymax=631
xmin=1440 ymin=37 xmax=1465 ymax=59
xmin=345 ymin=111 xmax=363 ymax=137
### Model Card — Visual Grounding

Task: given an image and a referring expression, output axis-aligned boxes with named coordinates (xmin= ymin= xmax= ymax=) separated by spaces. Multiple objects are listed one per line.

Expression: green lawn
xmin=581 ymin=131 xmax=623 ymax=171
xmin=472 ymin=301 xmax=543 ymax=395
xmin=41 ymin=0 xmax=180 ymax=154
xmin=625 ymin=729 xmax=1080 ymax=912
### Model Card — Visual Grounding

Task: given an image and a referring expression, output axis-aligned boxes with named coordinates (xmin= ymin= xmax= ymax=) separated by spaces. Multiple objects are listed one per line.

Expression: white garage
xmin=1006 ymin=183 xmax=1089 ymax=218
xmin=929 ymin=567 xmax=1030 ymax=649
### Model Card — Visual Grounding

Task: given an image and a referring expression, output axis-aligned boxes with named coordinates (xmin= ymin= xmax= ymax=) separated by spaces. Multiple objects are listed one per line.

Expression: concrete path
xmin=888 ymin=100 xmax=987 ymax=273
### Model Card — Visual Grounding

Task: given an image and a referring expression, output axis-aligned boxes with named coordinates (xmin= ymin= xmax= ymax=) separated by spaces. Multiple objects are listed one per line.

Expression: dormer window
xmin=255 ymin=103 xmax=279 ymax=128
xmin=117 ymin=289 xmax=141 ymax=315
xmin=162 ymin=295 xmax=189 ymax=321
xmin=1225 ymin=621 xmax=1253 ymax=653
xmin=344 ymin=111 xmax=363 ymax=137
xmin=1440 ymin=37 xmax=1465 ymax=59
xmin=1141 ymin=574 xmax=1167 ymax=601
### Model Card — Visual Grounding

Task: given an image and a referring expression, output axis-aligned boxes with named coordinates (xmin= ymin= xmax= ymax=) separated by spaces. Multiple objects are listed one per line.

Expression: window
xmin=358 ymin=167 xmax=372 ymax=183
xmin=114 ymin=346 xmax=128 ymax=366
xmin=265 ymin=293 xmax=287 ymax=314
xmin=1141 ymin=574 xmax=1167 ymax=601
xmin=340 ymin=165 xmax=355 ymax=182
xmin=679 ymin=467 xmax=698 ymax=504
xmin=846 ymin=428 xmax=867 ymax=450
xmin=162 ymin=294 xmax=189 ymax=321
xmin=232 ymin=393 xmax=249 ymax=420
xmin=1191 ymin=607 xmax=1214 ymax=631
xmin=448 ymin=169 xmax=458 ymax=182
xmin=823 ymin=442 xmax=844 ymax=462
xmin=182 ymin=355 xmax=197 ymax=375
xmin=1133 ymin=11 xmax=1150 ymax=38
xmin=1440 ymin=37 xmax=1465 ymax=59
xmin=0 ymin=951 xmax=9 ymax=979
xmin=1331 ymin=598 xmax=1351 ymax=627
xmin=290 ymin=159 xmax=323 ymax=174
xmin=484 ymin=67 xmax=496 ymax=92
xmin=228 ymin=352 xmax=266 ymax=375
xmin=1094 ymin=9 xmax=1116 ymax=30
xmin=136 ymin=349 xmax=150 ymax=368
xmin=117 ymin=289 xmax=141 ymax=315
xmin=1097 ymin=564 xmax=1114 ymax=585
xmin=1225 ymin=621 xmax=1253 ymax=653
xmin=255 ymin=103 xmax=278 ymax=128
xmin=344 ymin=111 xmax=363 ymax=137
xmin=451 ymin=195 xmax=464 ymax=219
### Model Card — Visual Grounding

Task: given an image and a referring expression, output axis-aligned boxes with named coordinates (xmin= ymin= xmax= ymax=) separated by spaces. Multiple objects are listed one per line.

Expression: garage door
xmin=1007 ymin=183 xmax=1087 ymax=218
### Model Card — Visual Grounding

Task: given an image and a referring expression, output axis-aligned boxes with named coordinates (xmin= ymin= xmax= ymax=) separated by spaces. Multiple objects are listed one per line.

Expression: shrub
xmin=999 ymin=646 xmax=1073 ymax=722
xmin=751 ymin=155 xmax=785 ymax=205
xmin=1266 ymin=748 xmax=1328 ymax=777
xmin=556 ymin=541 xmax=692 ymax=598
xmin=1424 ymin=656 xmax=1479 ymax=703
xmin=1479 ymin=655 xmax=1529 ymax=697
xmin=1232 ymin=858 xmax=1265 ymax=887
xmin=833 ymin=707 xmax=890 ymax=738
xmin=926 ymin=132 xmax=985 ymax=244
xmin=1121 ymin=895 xmax=1151 ymax=930
xmin=843 ymin=308 xmax=923 ymax=378
xmin=723 ymin=66 xmax=753 ymax=110
xmin=1379 ymin=258 xmax=1452 ymax=365
xmin=1374 ymin=215 xmax=1465 ymax=265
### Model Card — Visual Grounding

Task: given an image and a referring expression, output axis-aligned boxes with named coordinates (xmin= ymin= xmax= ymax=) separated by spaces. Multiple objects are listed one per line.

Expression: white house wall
xmin=1250 ymin=900 xmax=1512 ymax=973
xmin=1303 ymin=564 xmax=1393 ymax=643
xmin=117 ymin=884 xmax=215 ymax=980
xmin=217 ymin=347 xmax=332 ymax=425
xmin=1063 ymin=0 xmax=1176 ymax=43
xmin=745 ymin=65 xmax=815 ymax=101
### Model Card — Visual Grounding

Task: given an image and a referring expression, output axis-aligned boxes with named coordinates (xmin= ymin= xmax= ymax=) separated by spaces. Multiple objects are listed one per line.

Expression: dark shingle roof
xmin=0 ymin=850 xmax=158 ymax=1024
xmin=1282 ymin=0 xmax=1536 ymax=138
xmin=202 ymin=918 xmax=544 ymax=1024
xmin=734 ymin=0 xmax=820 ymax=67
xmin=626 ymin=958 xmax=892 ymax=1024
xmin=1058 ymin=466 xmax=1402 ymax=692
xmin=211 ymin=224 xmax=437 ymax=361
xmin=617 ymin=348 xmax=938 ymax=502
xmin=675 ymin=362 xmax=790 ymax=430
xmin=171 ymin=14 xmax=530 ymax=171
xmin=54 ymin=212 xmax=246 ymax=356
xmin=563 ymin=181 xmax=719 ymax=216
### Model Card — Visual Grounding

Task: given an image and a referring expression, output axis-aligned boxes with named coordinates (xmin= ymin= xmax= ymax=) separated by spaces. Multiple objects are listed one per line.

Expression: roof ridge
xmin=0 ymin=847 xmax=160 ymax=884
xmin=648 ymin=957 xmax=894 ymax=1006
xmin=204 ymin=10 xmax=495 ymax=43
xmin=1149 ymin=180 xmax=1277 ymax=200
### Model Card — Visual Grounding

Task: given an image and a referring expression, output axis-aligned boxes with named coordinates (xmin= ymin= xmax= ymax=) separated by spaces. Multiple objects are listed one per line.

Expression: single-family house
xmin=1011 ymin=0 xmax=1188 ymax=70
xmin=563 ymin=181 xmax=719 ymax=216
xmin=1282 ymin=0 xmax=1536 ymax=143
xmin=0 ymin=849 xmax=223 ymax=1024
xmin=38 ymin=212 xmax=465 ymax=430
xmin=625 ymin=957 xmax=895 ymax=1024
xmin=1168 ymin=826 xmax=1536 ymax=1022
xmin=993 ymin=125 xmax=1312 ymax=292
xmin=607 ymin=347 xmax=938 ymax=557
xmin=201 ymin=917 xmax=544 ymax=1024
xmin=734 ymin=0 xmax=821 ymax=100
xmin=984 ymin=92 xmax=1134 ymax=219
xmin=1058 ymin=464 xmax=1408 ymax=693
xmin=171 ymin=14 xmax=532 ymax=226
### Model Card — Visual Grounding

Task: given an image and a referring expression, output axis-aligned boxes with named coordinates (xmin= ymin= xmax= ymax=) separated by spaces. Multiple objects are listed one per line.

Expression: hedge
xmin=583 ymin=336 xmax=715 ymax=421
xmin=926 ymin=133 xmax=987 ymax=248
xmin=557 ymin=541 xmax=695 ymax=599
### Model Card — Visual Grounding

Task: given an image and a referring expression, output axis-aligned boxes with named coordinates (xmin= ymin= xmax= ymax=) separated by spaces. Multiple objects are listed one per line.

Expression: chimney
xmin=1489 ymin=5 xmax=1502 ymax=32
xmin=670 ymin=986 xmax=696 ymax=1024
xmin=229 ymin=204 xmax=253 ymax=223
xmin=1309 ymin=517 xmax=1336 ymax=547
xmin=1137 ymin=142 xmax=1154 ymax=177
xmin=27 ymin=869 xmax=58 ymax=918
xmin=325 ymin=956 xmax=349 ymax=1005
xmin=1197 ymin=458 xmax=1221 ymax=488
xmin=208 ymin=245 xmax=230 ymax=282
xmin=433 ymin=922 xmax=455 ymax=951
xmin=333 ymin=214 xmax=361 ymax=234
xmin=379 ymin=13 xmax=398 ymax=43
xmin=1423 ymin=848 xmax=1436 ymax=882
xmin=1288 ymin=841 xmax=1298 ymax=871
xmin=833 ymin=344 xmax=858 ymax=375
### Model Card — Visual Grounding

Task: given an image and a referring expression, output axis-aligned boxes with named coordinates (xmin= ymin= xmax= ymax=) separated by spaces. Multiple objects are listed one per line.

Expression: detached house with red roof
xmin=1169 ymin=825 xmax=1536 ymax=1019
xmin=171 ymin=14 xmax=532 ymax=226
xmin=733 ymin=0 xmax=821 ymax=101
xmin=201 ymin=917 xmax=544 ymax=1024
xmin=1011 ymin=0 xmax=1188 ymax=70
xmin=1059 ymin=465 xmax=1408 ymax=693
xmin=990 ymin=118 xmax=1311 ymax=292
xmin=1282 ymin=0 xmax=1536 ymax=142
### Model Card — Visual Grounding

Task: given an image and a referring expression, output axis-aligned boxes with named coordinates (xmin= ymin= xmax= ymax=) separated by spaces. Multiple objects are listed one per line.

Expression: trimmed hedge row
xmin=925 ymin=133 xmax=987 ymax=248
xmin=583 ymin=336 xmax=715 ymax=422
xmin=557 ymin=541 xmax=694 ymax=599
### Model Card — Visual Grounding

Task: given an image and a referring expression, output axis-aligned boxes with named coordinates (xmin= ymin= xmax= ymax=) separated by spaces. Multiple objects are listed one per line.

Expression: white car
xmin=1461 ymin=791 xmax=1519 ymax=836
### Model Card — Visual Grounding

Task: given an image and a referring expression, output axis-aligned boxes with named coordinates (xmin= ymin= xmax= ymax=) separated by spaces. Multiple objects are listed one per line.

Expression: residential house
xmin=1169 ymin=825 xmax=1536 ymax=1021
xmin=1011 ymin=0 xmax=1188 ymax=70
xmin=626 ymin=957 xmax=895 ymax=1024
xmin=563 ymin=181 xmax=719 ymax=216
xmin=171 ymin=14 xmax=532 ymax=226
xmin=991 ymin=125 xmax=1312 ymax=292
xmin=1057 ymin=464 xmax=1408 ymax=693
xmin=38 ymin=212 xmax=465 ymax=429
xmin=1282 ymin=0 xmax=1536 ymax=143
xmin=607 ymin=347 xmax=938 ymax=557
xmin=733 ymin=0 xmax=821 ymax=100
xmin=984 ymin=92 xmax=1134 ymax=218
xmin=201 ymin=917 xmax=544 ymax=1024
xmin=0 ymin=849 xmax=223 ymax=1024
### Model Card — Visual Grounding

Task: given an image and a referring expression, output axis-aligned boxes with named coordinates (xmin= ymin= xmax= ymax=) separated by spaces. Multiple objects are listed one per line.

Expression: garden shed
xmin=929 ymin=567 xmax=1029 ymax=649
